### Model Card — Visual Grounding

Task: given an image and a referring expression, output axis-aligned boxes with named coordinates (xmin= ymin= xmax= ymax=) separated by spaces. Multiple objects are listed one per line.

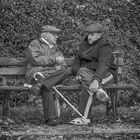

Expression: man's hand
xmin=56 ymin=56 xmax=65 ymax=64
xmin=89 ymin=80 xmax=99 ymax=93
xmin=76 ymin=75 xmax=82 ymax=83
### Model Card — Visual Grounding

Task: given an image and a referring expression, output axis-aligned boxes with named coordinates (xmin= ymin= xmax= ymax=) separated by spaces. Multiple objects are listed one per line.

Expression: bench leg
xmin=106 ymin=100 xmax=111 ymax=116
xmin=106 ymin=90 xmax=117 ymax=119
xmin=2 ymin=92 xmax=10 ymax=118
xmin=106 ymin=90 xmax=113 ymax=116
xmin=111 ymin=91 xmax=117 ymax=119
xmin=114 ymin=91 xmax=118 ymax=118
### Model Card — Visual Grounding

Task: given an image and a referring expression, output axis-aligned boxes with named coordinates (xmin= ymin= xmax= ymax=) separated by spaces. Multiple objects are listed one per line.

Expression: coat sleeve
xmin=71 ymin=54 xmax=81 ymax=76
xmin=93 ymin=45 xmax=112 ymax=82
xmin=28 ymin=41 xmax=56 ymax=66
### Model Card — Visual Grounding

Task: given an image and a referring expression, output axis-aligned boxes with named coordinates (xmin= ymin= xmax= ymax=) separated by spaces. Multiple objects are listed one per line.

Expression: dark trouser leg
xmin=78 ymin=85 xmax=89 ymax=116
xmin=79 ymin=84 xmax=94 ymax=119
xmin=78 ymin=67 xmax=94 ymax=118
xmin=40 ymin=86 xmax=57 ymax=121
xmin=77 ymin=67 xmax=114 ymax=119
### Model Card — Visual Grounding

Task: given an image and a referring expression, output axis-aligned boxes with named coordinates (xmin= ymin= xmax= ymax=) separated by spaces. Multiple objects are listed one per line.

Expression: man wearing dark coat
xmin=25 ymin=25 xmax=68 ymax=126
xmin=69 ymin=23 xmax=116 ymax=125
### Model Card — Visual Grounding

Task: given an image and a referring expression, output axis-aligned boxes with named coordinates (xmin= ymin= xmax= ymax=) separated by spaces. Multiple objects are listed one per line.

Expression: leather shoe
xmin=45 ymin=118 xmax=63 ymax=126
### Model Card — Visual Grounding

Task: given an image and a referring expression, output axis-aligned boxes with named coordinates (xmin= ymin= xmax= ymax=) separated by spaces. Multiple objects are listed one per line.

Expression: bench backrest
xmin=0 ymin=57 xmax=73 ymax=76
xmin=0 ymin=53 xmax=123 ymax=76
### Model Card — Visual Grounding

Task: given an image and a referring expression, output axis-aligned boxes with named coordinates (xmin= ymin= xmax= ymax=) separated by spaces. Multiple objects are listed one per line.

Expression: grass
xmin=1 ymin=103 xmax=140 ymax=124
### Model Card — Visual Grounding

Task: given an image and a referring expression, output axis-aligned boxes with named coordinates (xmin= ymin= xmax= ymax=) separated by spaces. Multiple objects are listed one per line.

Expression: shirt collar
xmin=41 ymin=38 xmax=54 ymax=48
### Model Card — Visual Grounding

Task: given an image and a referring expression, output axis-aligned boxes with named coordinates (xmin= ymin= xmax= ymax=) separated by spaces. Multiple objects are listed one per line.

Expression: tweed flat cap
xmin=41 ymin=25 xmax=60 ymax=33
xmin=84 ymin=23 xmax=103 ymax=33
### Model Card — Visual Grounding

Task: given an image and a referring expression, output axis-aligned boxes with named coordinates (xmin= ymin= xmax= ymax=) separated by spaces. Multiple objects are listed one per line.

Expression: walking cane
xmin=33 ymin=72 xmax=91 ymax=125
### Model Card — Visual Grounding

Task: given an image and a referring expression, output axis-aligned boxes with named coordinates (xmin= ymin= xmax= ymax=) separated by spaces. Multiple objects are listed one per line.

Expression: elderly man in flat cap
xmin=25 ymin=25 xmax=69 ymax=126
xmin=69 ymin=23 xmax=116 ymax=125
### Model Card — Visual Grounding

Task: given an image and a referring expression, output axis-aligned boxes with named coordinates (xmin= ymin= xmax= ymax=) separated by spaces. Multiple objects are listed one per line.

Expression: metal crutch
xmin=53 ymin=85 xmax=91 ymax=125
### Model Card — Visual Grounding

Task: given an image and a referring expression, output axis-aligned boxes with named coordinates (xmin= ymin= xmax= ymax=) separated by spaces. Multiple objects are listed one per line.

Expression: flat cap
xmin=84 ymin=23 xmax=103 ymax=33
xmin=41 ymin=25 xmax=60 ymax=33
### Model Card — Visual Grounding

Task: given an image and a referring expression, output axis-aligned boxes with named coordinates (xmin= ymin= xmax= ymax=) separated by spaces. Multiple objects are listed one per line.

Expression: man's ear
xmin=41 ymin=32 xmax=48 ymax=38
xmin=99 ymin=33 xmax=103 ymax=38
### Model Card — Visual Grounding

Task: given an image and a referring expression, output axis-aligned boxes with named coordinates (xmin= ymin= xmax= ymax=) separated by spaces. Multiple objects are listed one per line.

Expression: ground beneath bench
xmin=0 ymin=106 xmax=140 ymax=139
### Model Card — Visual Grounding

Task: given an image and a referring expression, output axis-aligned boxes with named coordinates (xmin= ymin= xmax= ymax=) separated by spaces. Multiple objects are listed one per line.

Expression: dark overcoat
xmin=72 ymin=36 xmax=116 ymax=82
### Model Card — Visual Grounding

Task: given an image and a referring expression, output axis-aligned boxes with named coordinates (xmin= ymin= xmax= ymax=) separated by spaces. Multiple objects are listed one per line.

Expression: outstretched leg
xmin=40 ymin=86 xmax=57 ymax=121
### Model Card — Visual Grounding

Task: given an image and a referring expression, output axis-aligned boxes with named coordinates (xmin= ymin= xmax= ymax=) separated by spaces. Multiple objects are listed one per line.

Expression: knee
xmin=40 ymin=85 xmax=50 ymax=95
xmin=77 ymin=67 xmax=88 ymax=76
xmin=77 ymin=67 xmax=93 ymax=83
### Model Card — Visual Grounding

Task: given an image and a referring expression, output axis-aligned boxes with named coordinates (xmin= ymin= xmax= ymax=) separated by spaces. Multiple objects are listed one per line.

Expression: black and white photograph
xmin=0 ymin=0 xmax=140 ymax=139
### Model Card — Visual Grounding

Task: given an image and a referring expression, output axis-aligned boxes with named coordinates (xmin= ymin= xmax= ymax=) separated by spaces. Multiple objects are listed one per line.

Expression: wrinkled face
xmin=41 ymin=32 xmax=58 ymax=45
xmin=88 ymin=33 xmax=102 ymax=44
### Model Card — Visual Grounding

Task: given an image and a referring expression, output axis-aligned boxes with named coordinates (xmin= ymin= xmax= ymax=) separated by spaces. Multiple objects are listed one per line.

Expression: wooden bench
xmin=0 ymin=54 xmax=137 ymax=119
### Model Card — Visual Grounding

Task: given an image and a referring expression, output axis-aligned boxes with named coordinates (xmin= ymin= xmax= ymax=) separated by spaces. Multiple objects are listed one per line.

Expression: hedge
xmin=0 ymin=0 xmax=140 ymax=105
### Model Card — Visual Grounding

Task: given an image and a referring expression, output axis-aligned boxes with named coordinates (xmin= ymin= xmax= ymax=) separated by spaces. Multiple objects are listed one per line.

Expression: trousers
xmin=38 ymin=68 xmax=69 ymax=121
xmin=77 ymin=67 xmax=114 ymax=119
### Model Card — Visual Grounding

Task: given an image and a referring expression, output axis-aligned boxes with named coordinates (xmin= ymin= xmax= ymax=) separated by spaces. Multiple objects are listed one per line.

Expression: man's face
xmin=88 ymin=33 xmax=102 ymax=44
xmin=42 ymin=32 xmax=58 ymax=44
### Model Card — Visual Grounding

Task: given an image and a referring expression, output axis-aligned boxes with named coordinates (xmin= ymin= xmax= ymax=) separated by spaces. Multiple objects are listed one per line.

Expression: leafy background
xmin=0 ymin=0 xmax=140 ymax=106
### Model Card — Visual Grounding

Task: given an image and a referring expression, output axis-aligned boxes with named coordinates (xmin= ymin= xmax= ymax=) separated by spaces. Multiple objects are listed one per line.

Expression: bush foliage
xmin=0 ymin=0 xmax=140 ymax=105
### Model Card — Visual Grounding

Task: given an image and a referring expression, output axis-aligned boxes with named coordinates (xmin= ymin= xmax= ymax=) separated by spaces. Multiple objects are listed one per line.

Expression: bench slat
xmin=0 ymin=57 xmax=27 ymax=66
xmin=0 ymin=67 xmax=26 ymax=76
xmin=0 ymin=57 xmax=73 ymax=66
xmin=0 ymin=84 xmax=137 ymax=91
xmin=0 ymin=67 xmax=72 ymax=76
xmin=0 ymin=57 xmax=73 ymax=75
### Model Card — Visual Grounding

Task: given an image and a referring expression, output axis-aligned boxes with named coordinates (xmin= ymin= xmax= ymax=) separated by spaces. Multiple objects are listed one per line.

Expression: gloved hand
xmin=76 ymin=75 xmax=82 ymax=83
xmin=96 ymin=88 xmax=110 ymax=102
xmin=89 ymin=80 xmax=99 ymax=93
